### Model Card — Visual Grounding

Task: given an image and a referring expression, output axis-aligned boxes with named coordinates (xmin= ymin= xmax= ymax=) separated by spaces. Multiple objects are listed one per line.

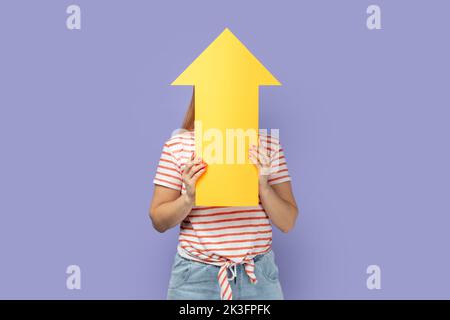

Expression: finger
xmin=184 ymin=156 xmax=204 ymax=177
xmin=183 ymin=161 xmax=195 ymax=176
xmin=249 ymin=148 xmax=259 ymax=160
xmin=251 ymin=147 xmax=270 ymax=171
xmin=249 ymin=149 xmax=262 ymax=167
xmin=248 ymin=150 xmax=257 ymax=163
xmin=249 ymin=153 xmax=260 ymax=168
xmin=256 ymin=143 xmax=269 ymax=156
xmin=259 ymin=154 xmax=270 ymax=167
xmin=189 ymin=163 xmax=207 ymax=178
xmin=191 ymin=167 xmax=207 ymax=183
xmin=194 ymin=156 xmax=203 ymax=165
xmin=250 ymin=145 xmax=265 ymax=161
xmin=189 ymin=158 xmax=203 ymax=172
xmin=253 ymin=143 xmax=269 ymax=156
xmin=256 ymin=146 xmax=270 ymax=166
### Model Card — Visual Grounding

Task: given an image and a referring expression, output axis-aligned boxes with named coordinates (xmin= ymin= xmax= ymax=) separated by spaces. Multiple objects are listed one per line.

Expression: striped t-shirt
xmin=153 ymin=130 xmax=291 ymax=300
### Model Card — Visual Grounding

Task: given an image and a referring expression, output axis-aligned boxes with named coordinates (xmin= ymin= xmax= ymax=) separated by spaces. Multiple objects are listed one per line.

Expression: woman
xmin=150 ymin=89 xmax=298 ymax=300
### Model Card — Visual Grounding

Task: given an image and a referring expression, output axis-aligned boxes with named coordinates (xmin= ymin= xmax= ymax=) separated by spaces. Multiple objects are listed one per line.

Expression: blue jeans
xmin=167 ymin=249 xmax=284 ymax=300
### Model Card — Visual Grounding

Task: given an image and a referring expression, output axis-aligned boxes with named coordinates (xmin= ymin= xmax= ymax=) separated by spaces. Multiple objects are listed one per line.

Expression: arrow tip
xmin=171 ymin=27 xmax=281 ymax=86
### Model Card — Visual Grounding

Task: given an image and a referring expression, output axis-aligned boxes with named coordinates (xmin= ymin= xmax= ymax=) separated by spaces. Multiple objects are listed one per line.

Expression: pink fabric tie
xmin=217 ymin=259 xmax=258 ymax=300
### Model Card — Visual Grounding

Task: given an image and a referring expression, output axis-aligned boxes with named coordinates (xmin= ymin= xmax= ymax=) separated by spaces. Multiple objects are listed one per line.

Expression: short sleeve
xmin=267 ymin=141 xmax=292 ymax=186
xmin=153 ymin=142 xmax=183 ymax=191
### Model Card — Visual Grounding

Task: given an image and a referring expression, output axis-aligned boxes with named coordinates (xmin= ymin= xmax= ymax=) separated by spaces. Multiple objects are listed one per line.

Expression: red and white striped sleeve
xmin=268 ymin=141 xmax=292 ymax=186
xmin=153 ymin=142 xmax=183 ymax=191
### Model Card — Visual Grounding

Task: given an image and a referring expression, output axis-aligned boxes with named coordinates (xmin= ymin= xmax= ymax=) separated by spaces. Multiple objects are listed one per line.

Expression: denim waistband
xmin=253 ymin=249 xmax=272 ymax=262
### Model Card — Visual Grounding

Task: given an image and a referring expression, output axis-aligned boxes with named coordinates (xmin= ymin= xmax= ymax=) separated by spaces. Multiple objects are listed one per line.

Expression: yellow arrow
xmin=171 ymin=28 xmax=281 ymax=206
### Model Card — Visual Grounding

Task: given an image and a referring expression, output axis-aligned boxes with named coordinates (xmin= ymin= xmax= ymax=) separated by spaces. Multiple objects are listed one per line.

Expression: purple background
xmin=1 ymin=0 xmax=449 ymax=299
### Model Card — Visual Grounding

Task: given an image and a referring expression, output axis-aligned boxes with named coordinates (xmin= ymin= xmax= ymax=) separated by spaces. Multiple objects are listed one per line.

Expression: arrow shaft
xmin=194 ymin=84 xmax=260 ymax=206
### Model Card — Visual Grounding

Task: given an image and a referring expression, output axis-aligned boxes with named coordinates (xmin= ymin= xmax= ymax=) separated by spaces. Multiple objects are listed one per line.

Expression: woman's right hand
xmin=182 ymin=152 xmax=207 ymax=204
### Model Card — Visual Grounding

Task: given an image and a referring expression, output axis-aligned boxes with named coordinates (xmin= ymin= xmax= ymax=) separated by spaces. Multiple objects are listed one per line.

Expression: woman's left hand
xmin=249 ymin=144 xmax=271 ymax=189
